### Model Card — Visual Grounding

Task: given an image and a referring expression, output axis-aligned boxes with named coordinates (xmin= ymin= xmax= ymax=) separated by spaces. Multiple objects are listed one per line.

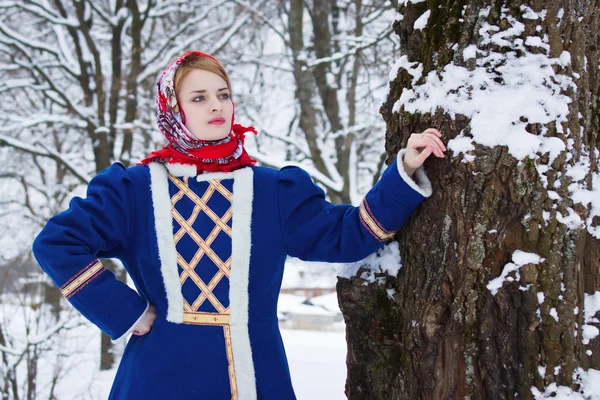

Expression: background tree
xmin=338 ymin=0 xmax=600 ymax=398
xmin=238 ymin=0 xmax=399 ymax=204
xmin=0 ymin=0 xmax=401 ymax=379
xmin=0 ymin=0 xmax=259 ymax=371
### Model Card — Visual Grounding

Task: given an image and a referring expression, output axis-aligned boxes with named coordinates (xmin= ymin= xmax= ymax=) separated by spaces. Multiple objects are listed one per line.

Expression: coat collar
xmin=164 ymin=162 xmax=251 ymax=182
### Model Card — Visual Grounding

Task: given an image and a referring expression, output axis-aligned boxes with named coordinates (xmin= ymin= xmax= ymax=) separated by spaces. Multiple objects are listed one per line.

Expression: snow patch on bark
xmin=337 ymin=241 xmax=402 ymax=286
xmin=389 ymin=4 xmax=600 ymax=236
xmin=487 ymin=250 xmax=545 ymax=296
xmin=532 ymin=368 xmax=600 ymax=399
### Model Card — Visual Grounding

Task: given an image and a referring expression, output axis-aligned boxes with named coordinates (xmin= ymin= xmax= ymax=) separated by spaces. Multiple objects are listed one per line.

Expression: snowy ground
xmin=1 ymin=290 xmax=348 ymax=400
xmin=281 ymin=329 xmax=348 ymax=400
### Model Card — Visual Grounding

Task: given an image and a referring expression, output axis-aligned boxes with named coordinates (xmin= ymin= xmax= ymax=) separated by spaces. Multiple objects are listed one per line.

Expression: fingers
xmin=409 ymin=130 xmax=446 ymax=158
xmin=132 ymin=305 xmax=157 ymax=336
xmin=133 ymin=326 xmax=148 ymax=335
xmin=416 ymin=146 xmax=435 ymax=164
xmin=422 ymin=131 xmax=446 ymax=153
xmin=410 ymin=136 xmax=444 ymax=158
xmin=422 ymin=128 xmax=441 ymax=137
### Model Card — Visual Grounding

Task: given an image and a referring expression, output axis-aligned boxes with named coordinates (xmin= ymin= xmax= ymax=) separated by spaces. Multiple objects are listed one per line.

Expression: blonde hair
xmin=173 ymin=54 xmax=232 ymax=101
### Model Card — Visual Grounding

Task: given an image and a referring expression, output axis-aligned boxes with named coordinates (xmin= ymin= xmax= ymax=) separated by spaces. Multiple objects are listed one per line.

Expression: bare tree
xmin=0 ymin=254 xmax=87 ymax=400
xmin=0 ymin=0 xmax=260 ymax=370
xmin=231 ymin=0 xmax=399 ymax=204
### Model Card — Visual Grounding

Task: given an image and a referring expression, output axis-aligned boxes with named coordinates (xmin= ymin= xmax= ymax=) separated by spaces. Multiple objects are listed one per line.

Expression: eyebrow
xmin=189 ymin=87 xmax=229 ymax=94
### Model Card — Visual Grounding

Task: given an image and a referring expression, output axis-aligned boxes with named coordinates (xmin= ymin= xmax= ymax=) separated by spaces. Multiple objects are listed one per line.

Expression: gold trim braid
xmin=224 ymin=325 xmax=238 ymax=400
xmin=183 ymin=311 xmax=230 ymax=326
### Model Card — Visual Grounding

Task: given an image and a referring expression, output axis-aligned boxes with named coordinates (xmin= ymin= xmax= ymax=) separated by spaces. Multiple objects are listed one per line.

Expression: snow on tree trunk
xmin=338 ymin=1 xmax=600 ymax=399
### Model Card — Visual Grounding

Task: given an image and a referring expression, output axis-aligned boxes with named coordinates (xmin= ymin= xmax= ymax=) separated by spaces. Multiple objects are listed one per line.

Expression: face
xmin=178 ymin=69 xmax=233 ymax=141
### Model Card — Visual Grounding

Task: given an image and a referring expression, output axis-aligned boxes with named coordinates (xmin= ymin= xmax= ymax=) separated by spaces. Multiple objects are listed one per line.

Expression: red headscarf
xmin=140 ymin=51 xmax=257 ymax=173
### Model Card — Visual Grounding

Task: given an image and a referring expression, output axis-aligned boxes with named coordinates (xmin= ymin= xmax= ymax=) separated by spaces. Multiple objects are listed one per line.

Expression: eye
xmin=192 ymin=95 xmax=205 ymax=102
xmin=219 ymin=93 xmax=230 ymax=100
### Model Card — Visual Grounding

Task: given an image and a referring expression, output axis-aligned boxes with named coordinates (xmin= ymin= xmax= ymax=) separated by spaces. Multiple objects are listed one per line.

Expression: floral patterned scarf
xmin=140 ymin=51 xmax=257 ymax=173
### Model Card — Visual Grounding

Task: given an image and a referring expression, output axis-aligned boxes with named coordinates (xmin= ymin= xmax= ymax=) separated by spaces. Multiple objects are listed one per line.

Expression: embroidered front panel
xmin=168 ymin=175 xmax=237 ymax=399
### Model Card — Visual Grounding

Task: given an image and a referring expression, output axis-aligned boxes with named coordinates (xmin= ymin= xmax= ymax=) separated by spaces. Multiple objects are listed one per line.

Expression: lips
xmin=209 ymin=117 xmax=225 ymax=125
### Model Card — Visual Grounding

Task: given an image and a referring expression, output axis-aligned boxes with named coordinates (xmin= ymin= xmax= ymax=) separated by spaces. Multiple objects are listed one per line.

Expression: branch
xmin=0 ymin=79 xmax=48 ymax=94
xmin=85 ymin=0 xmax=115 ymax=25
xmin=139 ymin=0 xmax=228 ymax=76
xmin=12 ymin=58 xmax=95 ymax=126
xmin=0 ymin=115 xmax=87 ymax=132
xmin=139 ymin=21 xmax=232 ymax=84
xmin=0 ymin=343 xmax=20 ymax=357
xmin=245 ymin=113 xmax=311 ymax=159
xmin=0 ymin=134 xmax=91 ymax=184
xmin=0 ymin=21 xmax=55 ymax=54
xmin=249 ymin=150 xmax=343 ymax=192
xmin=208 ymin=9 xmax=252 ymax=55
xmin=0 ymin=21 xmax=72 ymax=67
xmin=231 ymin=0 xmax=291 ymax=48
xmin=231 ymin=56 xmax=293 ymax=72
xmin=5 ymin=1 xmax=79 ymax=27
xmin=73 ymin=0 xmax=106 ymax=127
xmin=146 ymin=0 xmax=191 ymax=18
xmin=307 ymin=26 xmax=393 ymax=68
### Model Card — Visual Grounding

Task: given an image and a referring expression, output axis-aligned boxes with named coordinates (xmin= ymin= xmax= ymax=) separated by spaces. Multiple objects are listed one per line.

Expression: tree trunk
xmin=338 ymin=1 xmax=600 ymax=399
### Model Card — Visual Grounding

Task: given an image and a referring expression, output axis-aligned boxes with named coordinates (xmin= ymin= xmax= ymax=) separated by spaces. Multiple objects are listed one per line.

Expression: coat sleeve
xmin=32 ymin=163 xmax=149 ymax=341
xmin=278 ymin=149 xmax=433 ymax=263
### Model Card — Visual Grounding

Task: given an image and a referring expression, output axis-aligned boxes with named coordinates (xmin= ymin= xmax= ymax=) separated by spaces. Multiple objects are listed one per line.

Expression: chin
xmin=192 ymin=129 xmax=230 ymax=141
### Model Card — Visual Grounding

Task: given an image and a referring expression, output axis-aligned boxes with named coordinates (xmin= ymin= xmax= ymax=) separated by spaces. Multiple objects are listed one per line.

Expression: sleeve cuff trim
xmin=359 ymin=199 xmax=397 ymax=242
xmin=60 ymin=260 xmax=106 ymax=299
xmin=396 ymin=149 xmax=433 ymax=198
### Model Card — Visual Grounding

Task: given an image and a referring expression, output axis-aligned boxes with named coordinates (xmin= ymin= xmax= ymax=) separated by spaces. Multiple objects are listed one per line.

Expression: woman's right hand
xmin=132 ymin=304 xmax=157 ymax=336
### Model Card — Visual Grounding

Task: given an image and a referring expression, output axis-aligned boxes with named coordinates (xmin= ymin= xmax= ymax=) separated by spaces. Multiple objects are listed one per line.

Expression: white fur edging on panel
xmin=165 ymin=163 xmax=197 ymax=177
xmin=148 ymin=163 xmax=184 ymax=323
xmin=229 ymin=167 xmax=257 ymax=400
xmin=396 ymin=149 xmax=433 ymax=198
xmin=195 ymin=170 xmax=236 ymax=182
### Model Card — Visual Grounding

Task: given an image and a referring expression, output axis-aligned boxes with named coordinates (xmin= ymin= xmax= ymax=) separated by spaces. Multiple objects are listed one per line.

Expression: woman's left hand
xmin=403 ymin=128 xmax=446 ymax=177
xmin=132 ymin=304 xmax=157 ymax=336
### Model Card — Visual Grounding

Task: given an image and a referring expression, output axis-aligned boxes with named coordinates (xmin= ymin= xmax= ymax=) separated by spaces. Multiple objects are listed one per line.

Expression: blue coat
xmin=32 ymin=150 xmax=432 ymax=400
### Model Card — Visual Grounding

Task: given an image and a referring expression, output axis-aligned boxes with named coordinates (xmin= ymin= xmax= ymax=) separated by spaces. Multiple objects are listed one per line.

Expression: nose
xmin=210 ymin=96 xmax=222 ymax=112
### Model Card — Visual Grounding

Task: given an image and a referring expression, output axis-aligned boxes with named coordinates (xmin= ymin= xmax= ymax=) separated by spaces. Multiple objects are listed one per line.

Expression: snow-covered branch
xmin=13 ymin=59 xmax=94 ymax=125
xmin=307 ymin=25 xmax=393 ymax=68
xmin=139 ymin=1 xmax=229 ymax=79
xmin=249 ymin=150 xmax=344 ymax=193
xmin=6 ymin=1 xmax=79 ymax=27
xmin=85 ymin=0 xmax=114 ymax=25
xmin=231 ymin=0 xmax=290 ymax=48
xmin=146 ymin=0 xmax=192 ymax=18
xmin=0 ymin=134 xmax=91 ymax=184
xmin=209 ymin=10 xmax=251 ymax=55
xmin=139 ymin=21 xmax=233 ymax=83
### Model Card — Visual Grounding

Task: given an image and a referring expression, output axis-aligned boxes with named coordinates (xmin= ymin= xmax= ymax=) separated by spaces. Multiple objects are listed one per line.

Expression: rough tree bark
xmin=338 ymin=1 xmax=600 ymax=399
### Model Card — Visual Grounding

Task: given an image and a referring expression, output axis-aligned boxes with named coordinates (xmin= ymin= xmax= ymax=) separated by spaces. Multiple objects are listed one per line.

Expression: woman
xmin=32 ymin=51 xmax=446 ymax=399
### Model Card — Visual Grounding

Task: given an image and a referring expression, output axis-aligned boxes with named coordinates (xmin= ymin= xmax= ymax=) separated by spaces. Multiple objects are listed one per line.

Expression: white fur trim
xmin=229 ymin=167 xmax=257 ymax=399
xmin=195 ymin=171 xmax=236 ymax=182
xmin=165 ymin=163 xmax=197 ymax=177
xmin=397 ymin=149 xmax=433 ymax=198
xmin=112 ymin=301 xmax=150 ymax=343
xmin=148 ymin=163 xmax=184 ymax=323
xmin=149 ymin=163 xmax=257 ymax=396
